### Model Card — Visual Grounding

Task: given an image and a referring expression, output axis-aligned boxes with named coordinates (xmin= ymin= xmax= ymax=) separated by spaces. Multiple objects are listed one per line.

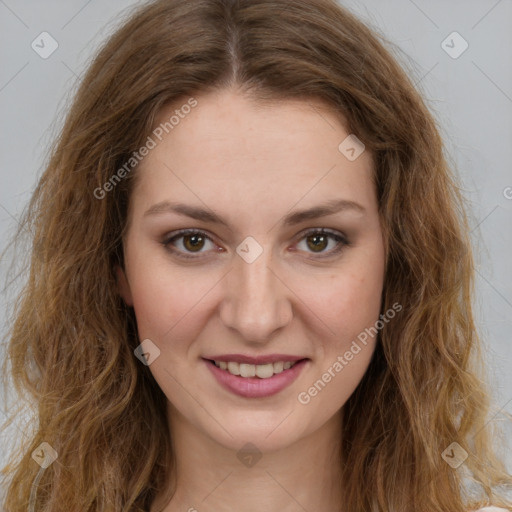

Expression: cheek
xmin=338 ymin=244 xmax=385 ymax=328
xmin=298 ymin=263 xmax=384 ymax=348
xmin=127 ymin=258 xmax=218 ymax=345
xmin=296 ymin=270 xmax=384 ymax=417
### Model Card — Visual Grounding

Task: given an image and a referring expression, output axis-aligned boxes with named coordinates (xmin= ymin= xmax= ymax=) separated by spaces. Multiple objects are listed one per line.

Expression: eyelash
xmin=161 ymin=228 xmax=349 ymax=260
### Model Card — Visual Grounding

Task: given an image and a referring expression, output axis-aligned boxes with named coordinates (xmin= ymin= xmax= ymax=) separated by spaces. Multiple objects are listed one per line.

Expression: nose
xmin=219 ymin=244 xmax=293 ymax=343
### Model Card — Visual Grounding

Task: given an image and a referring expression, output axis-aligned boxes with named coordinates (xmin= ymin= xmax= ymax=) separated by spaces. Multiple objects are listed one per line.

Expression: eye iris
xmin=183 ymin=234 xmax=205 ymax=252
xmin=307 ymin=234 xmax=328 ymax=252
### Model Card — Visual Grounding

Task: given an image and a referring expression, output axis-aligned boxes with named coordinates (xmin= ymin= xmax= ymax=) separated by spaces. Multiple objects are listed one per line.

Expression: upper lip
xmin=203 ymin=354 xmax=308 ymax=365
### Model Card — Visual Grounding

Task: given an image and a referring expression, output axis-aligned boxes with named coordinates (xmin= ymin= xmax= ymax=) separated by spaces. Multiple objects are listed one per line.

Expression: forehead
xmin=129 ymin=88 xmax=377 ymax=225
xmin=150 ymin=89 xmax=353 ymax=159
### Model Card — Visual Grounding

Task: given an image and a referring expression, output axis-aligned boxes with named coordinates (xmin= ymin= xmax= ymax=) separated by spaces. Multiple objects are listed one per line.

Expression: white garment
xmin=474 ymin=507 xmax=509 ymax=511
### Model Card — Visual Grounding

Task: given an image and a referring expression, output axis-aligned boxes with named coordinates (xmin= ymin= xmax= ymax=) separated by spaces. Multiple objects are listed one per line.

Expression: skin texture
xmin=116 ymin=87 xmax=386 ymax=512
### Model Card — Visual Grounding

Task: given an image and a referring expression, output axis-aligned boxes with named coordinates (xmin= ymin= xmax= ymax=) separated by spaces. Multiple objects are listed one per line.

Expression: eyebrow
xmin=143 ymin=198 xmax=366 ymax=227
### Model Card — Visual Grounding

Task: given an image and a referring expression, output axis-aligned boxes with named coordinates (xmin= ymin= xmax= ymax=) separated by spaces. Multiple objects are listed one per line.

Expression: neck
xmin=150 ymin=406 xmax=344 ymax=512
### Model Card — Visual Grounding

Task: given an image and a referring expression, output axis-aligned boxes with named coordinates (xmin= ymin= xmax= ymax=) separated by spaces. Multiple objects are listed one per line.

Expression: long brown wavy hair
xmin=1 ymin=0 xmax=511 ymax=510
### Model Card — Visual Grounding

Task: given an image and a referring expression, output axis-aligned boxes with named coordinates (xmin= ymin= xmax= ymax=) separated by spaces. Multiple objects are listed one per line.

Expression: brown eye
xmin=183 ymin=233 xmax=206 ymax=252
xmin=162 ymin=229 xmax=217 ymax=258
xmin=295 ymin=229 xmax=348 ymax=257
xmin=306 ymin=233 xmax=329 ymax=252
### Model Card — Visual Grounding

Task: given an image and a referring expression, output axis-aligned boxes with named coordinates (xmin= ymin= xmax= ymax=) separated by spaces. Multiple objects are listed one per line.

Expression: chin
xmin=202 ymin=410 xmax=312 ymax=453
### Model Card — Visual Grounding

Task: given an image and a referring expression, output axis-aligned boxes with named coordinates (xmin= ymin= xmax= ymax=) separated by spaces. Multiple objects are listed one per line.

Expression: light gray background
xmin=0 ymin=0 xmax=511 ymax=488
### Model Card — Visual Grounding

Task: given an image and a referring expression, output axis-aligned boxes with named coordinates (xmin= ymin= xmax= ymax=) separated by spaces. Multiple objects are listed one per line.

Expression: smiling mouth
xmin=205 ymin=359 xmax=308 ymax=379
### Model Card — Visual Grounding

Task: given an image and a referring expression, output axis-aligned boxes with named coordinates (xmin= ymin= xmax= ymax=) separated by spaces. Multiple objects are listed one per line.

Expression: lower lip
xmin=204 ymin=359 xmax=309 ymax=398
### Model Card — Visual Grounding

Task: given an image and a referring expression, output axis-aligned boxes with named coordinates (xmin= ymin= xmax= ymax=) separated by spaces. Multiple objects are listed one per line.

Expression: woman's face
xmin=117 ymin=87 xmax=386 ymax=452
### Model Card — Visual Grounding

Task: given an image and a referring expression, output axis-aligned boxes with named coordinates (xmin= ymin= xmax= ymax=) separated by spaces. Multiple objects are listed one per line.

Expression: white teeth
xmin=273 ymin=361 xmax=284 ymax=374
xmin=227 ymin=361 xmax=240 ymax=375
xmin=256 ymin=363 xmax=274 ymax=379
xmin=239 ymin=363 xmax=256 ymax=378
xmin=212 ymin=360 xmax=300 ymax=379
